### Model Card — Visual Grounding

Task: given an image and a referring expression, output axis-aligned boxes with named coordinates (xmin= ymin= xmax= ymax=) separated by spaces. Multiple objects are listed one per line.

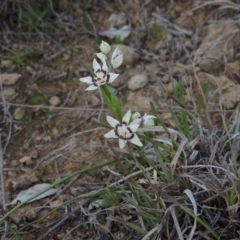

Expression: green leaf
xmin=101 ymin=84 xmax=122 ymax=120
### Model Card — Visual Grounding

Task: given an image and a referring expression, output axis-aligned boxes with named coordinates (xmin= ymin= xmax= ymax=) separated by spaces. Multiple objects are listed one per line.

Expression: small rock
xmin=63 ymin=53 xmax=70 ymax=61
xmin=172 ymin=66 xmax=183 ymax=75
xmin=25 ymin=66 xmax=35 ymax=74
xmin=226 ymin=61 xmax=240 ymax=78
xmin=0 ymin=73 xmax=21 ymax=85
xmin=161 ymin=75 xmax=170 ymax=84
xmin=128 ymin=74 xmax=148 ymax=90
xmin=10 ymin=160 xmax=18 ymax=167
xmin=52 ymin=128 xmax=59 ymax=137
xmin=166 ymin=82 xmax=179 ymax=94
xmin=105 ymin=12 xmax=127 ymax=28
xmin=19 ymin=156 xmax=32 ymax=165
xmin=223 ymin=86 xmax=240 ymax=109
xmin=89 ymin=95 xmax=100 ymax=106
xmin=30 ymin=150 xmax=38 ymax=159
xmin=49 ymin=96 xmax=61 ymax=106
xmin=1 ymin=87 xmax=16 ymax=99
xmin=1 ymin=60 xmax=12 ymax=68
xmin=181 ymin=75 xmax=191 ymax=86
xmin=50 ymin=200 xmax=62 ymax=209
xmin=126 ymin=91 xmax=156 ymax=110
xmin=185 ymin=39 xmax=193 ymax=49
xmin=195 ymin=22 xmax=240 ymax=74
xmin=13 ymin=108 xmax=25 ymax=120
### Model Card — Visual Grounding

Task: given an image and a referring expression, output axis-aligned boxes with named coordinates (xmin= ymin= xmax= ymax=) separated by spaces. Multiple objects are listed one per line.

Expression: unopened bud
xmin=100 ymin=41 xmax=111 ymax=54
xmin=111 ymin=47 xmax=123 ymax=69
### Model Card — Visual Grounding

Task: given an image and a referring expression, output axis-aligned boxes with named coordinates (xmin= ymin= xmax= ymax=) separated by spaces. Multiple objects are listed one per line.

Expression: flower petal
xmin=112 ymin=55 xmax=123 ymax=69
xmin=79 ymin=76 xmax=92 ymax=84
xmin=143 ymin=115 xmax=156 ymax=120
xmin=129 ymin=135 xmax=143 ymax=147
xmin=144 ymin=118 xmax=154 ymax=127
xmin=111 ymin=48 xmax=119 ymax=60
xmin=119 ymin=139 xmax=126 ymax=149
xmin=130 ymin=119 xmax=141 ymax=125
xmin=104 ymin=129 xmax=118 ymax=138
xmin=95 ymin=52 xmax=107 ymax=63
xmin=128 ymin=124 xmax=140 ymax=132
xmin=106 ymin=116 xmax=119 ymax=128
xmin=101 ymin=58 xmax=109 ymax=72
xmin=122 ymin=110 xmax=131 ymax=124
xmin=108 ymin=73 xmax=119 ymax=83
xmin=93 ymin=59 xmax=100 ymax=73
xmin=85 ymin=85 xmax=99 ymax=91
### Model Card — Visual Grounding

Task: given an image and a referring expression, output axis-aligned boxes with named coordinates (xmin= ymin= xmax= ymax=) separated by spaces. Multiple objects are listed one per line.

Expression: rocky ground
xmin=0 ymin=0 xmax=240 ymax=239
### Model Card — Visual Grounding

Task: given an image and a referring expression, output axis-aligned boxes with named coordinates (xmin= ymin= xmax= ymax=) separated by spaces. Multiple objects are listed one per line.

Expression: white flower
xmin=80 ymin=58 xmax=119 ymax=91
xmin=131 ymin=112 xmax=156 ymax=127
xmin=111 ymin=47 xmax=123 ymax=69
xmin=100 ymin=41 xmax=111 ymax=54
xmin=104 ymin=110 xmax=143 ymax=149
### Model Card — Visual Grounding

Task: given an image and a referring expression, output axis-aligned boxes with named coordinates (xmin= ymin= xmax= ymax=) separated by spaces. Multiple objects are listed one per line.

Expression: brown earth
xmin=0 ymin=0 xmax=240 ymax=239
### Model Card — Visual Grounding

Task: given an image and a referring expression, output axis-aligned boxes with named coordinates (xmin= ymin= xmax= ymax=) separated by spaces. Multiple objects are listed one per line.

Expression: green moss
xmin=28 ymin=92 xmax=46 ymax=105
xmin=152 ymin=24 xmax=163 ymax=41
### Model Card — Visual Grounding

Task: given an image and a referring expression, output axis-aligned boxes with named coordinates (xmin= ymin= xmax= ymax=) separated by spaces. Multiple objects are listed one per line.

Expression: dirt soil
xmin=0 ymin=0 xmax=240 ymax=239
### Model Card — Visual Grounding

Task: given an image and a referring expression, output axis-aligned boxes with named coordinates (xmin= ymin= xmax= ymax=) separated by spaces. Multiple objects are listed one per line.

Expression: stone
xmin=89 ymin=95 xmax=100 ymax=106
xmin=13 ymin=108 xmax=25 ymax=120
xmin=19 ymin=156 xmax=32 ymax=165
xmin=0 ymin=88 xmax=15 ymax=100
xmin=126 ymin=92 xmax=154 ymax=110
xmin=49 ymin=96 xmax=61 ymax=106
xmin=1 ymin=60 xmax=12 ymax=68
xmin=0 ymin=73 xmax=21 ymax=85
xmin=223 ymin=86 xmax=240 ymax=109
xmin=226 ymin=61 xmax=240 ymax=79
xmin=161 ymin=75 xmax=170 ymax=84
xmin=105 ymin=12 xmax=128 ymax=28
xmin=166 ymin=82 xmax=179 ymax=94
xmin=10 ymin=160 xmax=18 ymax=167
xmin=128 ymin=74 xmax=148 ymax=90
xmin=195 ymin=22 xmax=240 ymax=74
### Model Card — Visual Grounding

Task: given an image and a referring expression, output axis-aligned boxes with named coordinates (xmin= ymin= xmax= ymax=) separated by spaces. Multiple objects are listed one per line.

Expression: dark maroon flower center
xmin=114 ymin=122 xmax=134 ymax=140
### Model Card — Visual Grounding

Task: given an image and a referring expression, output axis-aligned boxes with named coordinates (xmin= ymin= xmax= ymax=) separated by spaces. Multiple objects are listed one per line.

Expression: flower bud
xmin=100 ymin=41 xmax=111 ymax=54
xmin=142 ymin=114 xmax=156 ymax=127
xmin=111 ymin=47 xmax=123 ymax=69
xmin=132 ymin=112 xmax=141 ymax=120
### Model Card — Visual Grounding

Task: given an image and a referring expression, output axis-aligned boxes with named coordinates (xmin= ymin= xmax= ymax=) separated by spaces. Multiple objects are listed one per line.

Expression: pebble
xmin=166 ymin=82 xmax=179 ymax=94
xmin=128 ymin=74 xmax=148 ymax=90
xmin=1 ymin=88 xmax=16 ymax=99
xmin=49 ymin=96 xmax=61 ymax=106
xmin=161 ymin=75 xmax=170 ymax=84
xmin=19 ymin=156 xmax=32 ymax=165
xmin=13 ymin=108 xmax=25 ymax=120
xmin=0 ymin=73 xmax=21 ymax=85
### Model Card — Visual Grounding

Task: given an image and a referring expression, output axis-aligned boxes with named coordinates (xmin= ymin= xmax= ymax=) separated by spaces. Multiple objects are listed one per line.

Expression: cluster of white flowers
xmin=104 ymin=110 xmax=156 ymax=149
xmin=80 ymin=41 xmax=123 ymax=91
xmin=79 ymin=41 xmax=156 ymax=149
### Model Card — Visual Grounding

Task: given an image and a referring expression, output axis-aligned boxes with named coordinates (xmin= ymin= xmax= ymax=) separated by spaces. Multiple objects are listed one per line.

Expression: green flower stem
xmin=0 ymin=159 xmax=116 ymax=224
